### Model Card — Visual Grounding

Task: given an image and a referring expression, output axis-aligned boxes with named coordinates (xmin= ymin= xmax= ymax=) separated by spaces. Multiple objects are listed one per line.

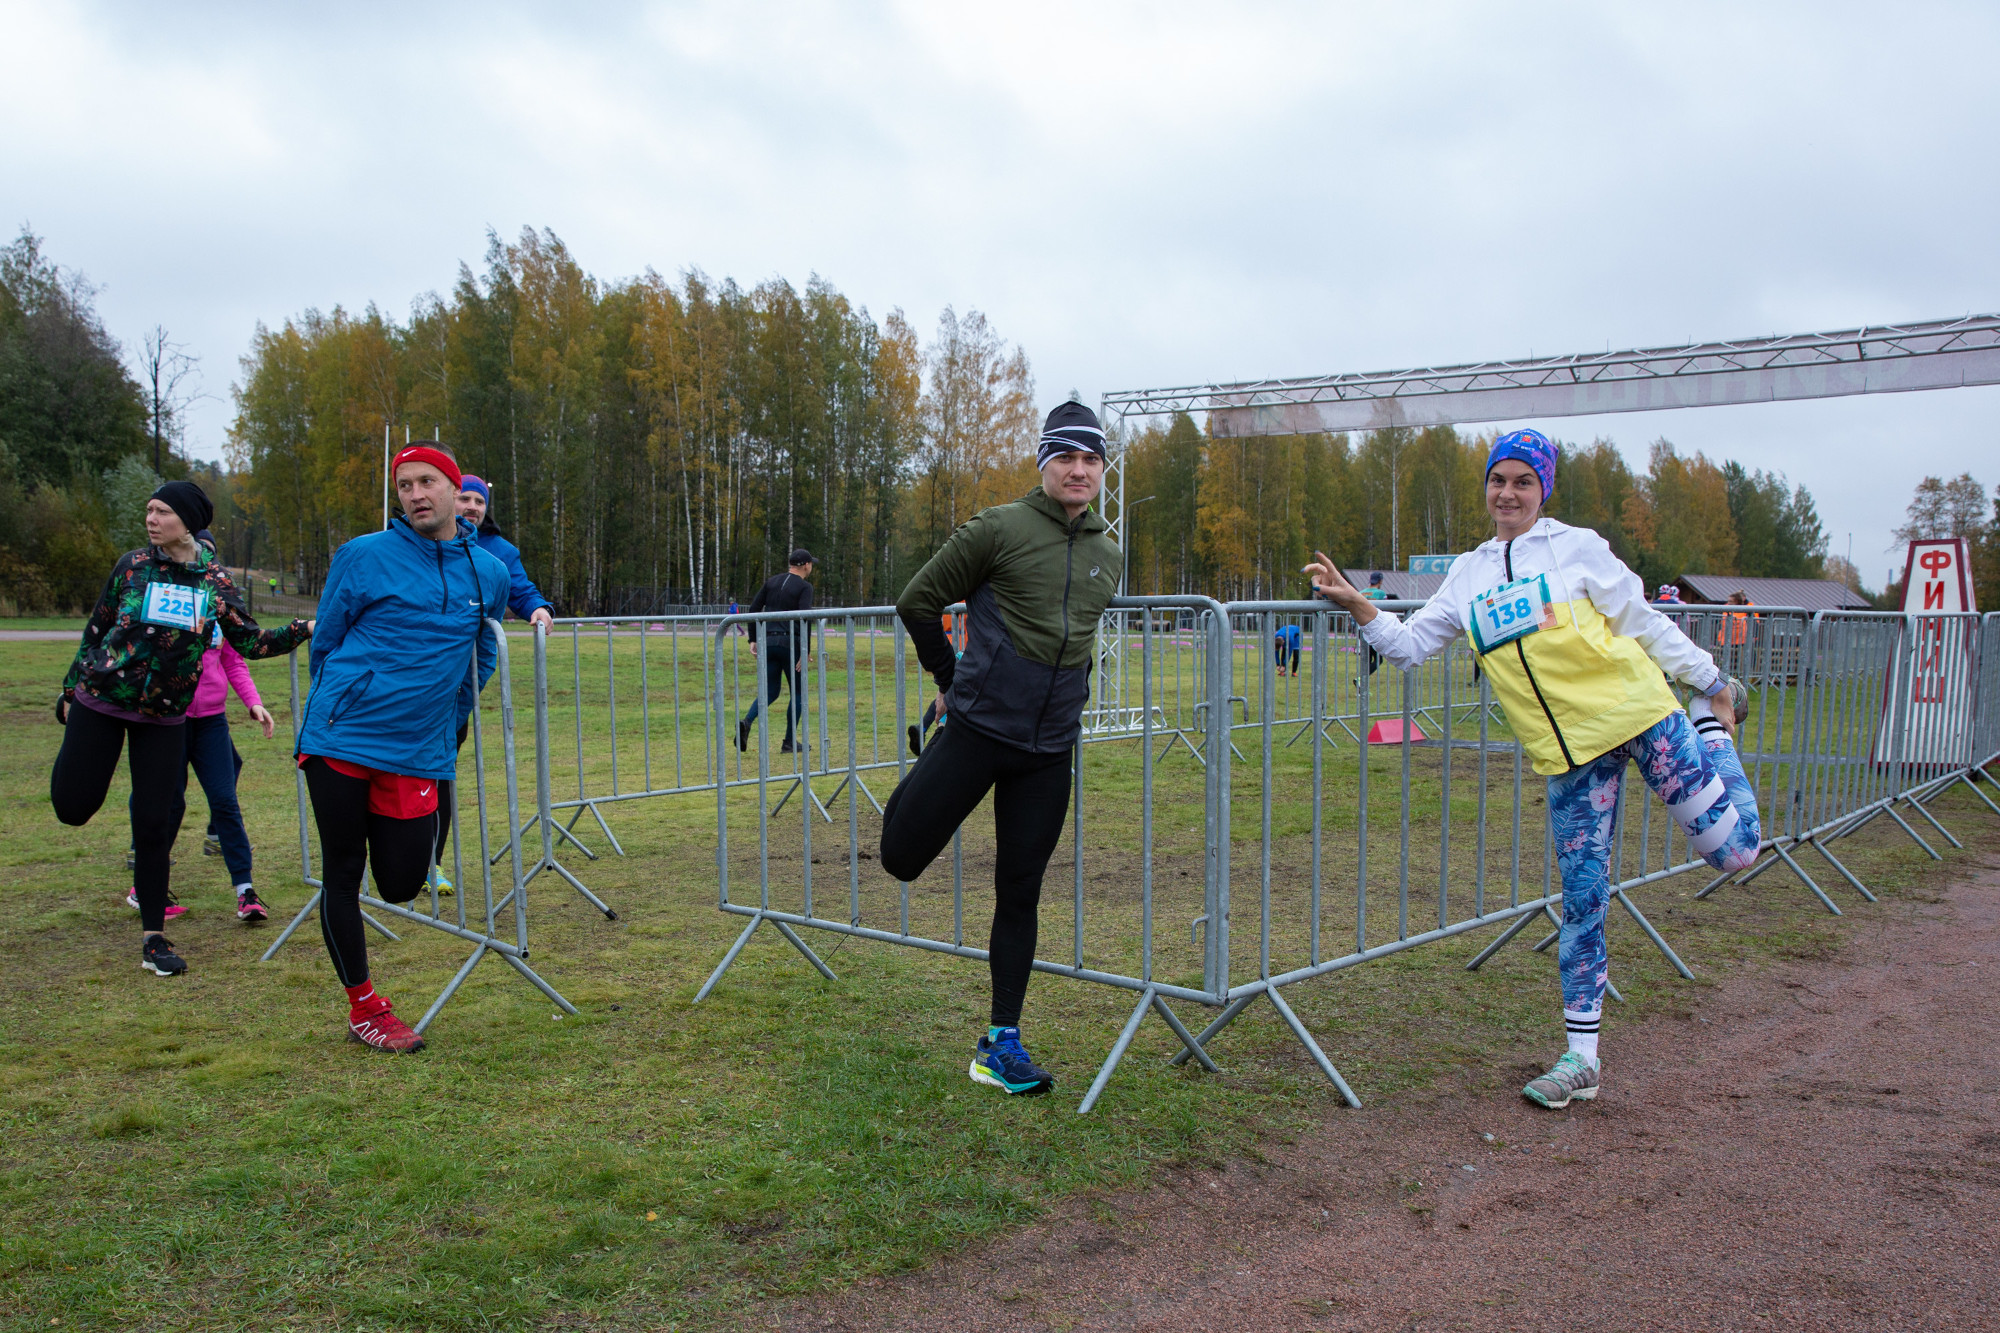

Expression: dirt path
xmin=782 ymin=858 xmax=2000 ymax=1332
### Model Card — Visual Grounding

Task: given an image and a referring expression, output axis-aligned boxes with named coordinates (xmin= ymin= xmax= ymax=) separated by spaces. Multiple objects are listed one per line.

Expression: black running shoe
xmin=737 ymin=718 xmax=751 ymax=752
xmin=141 ymin=936 xmax=187 ymax=977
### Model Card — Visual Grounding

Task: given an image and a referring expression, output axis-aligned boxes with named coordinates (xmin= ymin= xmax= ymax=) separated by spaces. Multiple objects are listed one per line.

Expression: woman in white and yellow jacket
xmin=1306 ymin=429 xmax=1761 ymax=1111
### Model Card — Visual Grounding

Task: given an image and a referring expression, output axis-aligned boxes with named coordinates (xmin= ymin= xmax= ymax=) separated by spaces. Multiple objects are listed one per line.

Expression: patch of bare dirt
xmin=775 ymin=857 xmax=2000 ymax=1332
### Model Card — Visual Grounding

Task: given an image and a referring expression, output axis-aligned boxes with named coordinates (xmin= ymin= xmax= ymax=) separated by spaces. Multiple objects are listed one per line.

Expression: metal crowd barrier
xmin=690 ymin=598 xmax=1999 ymax=1113
xmin=262 ymin=619 xmax=577 ymax=1030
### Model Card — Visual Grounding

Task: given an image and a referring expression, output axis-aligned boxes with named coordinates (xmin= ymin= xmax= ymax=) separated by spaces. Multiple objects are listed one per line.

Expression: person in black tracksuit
xmin=878 ymin=401 xmax=1123 ymax=1097
xmin=737 ymin=550 xmax=817 ymax=753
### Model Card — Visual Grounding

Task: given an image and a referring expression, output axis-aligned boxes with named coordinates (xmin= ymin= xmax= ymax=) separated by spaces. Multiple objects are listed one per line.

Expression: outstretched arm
xmin=1302 ymin=550 xmax=1462 ymax=671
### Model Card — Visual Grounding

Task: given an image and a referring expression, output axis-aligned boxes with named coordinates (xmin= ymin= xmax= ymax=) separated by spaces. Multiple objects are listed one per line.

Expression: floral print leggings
xmin=1548 ymin=704 xmax=1762 ymax=1017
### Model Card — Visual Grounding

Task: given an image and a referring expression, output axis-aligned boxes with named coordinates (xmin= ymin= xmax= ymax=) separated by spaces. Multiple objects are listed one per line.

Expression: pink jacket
xmin=188 ymin=639 xmax=264 ymax=719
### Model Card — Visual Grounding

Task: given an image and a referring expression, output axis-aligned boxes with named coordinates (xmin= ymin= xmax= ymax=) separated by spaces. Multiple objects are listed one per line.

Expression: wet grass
xmin=1 ymin=634 xmax=1992 ymax=1331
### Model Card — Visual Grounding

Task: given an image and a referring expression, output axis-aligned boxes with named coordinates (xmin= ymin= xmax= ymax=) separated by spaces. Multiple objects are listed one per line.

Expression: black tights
xmin=303 ymin=757 xmax=436 ymax=986
xmin=879 ymin=721 xmax=1071 ymax=1028
xmin=433 ymin=721 xmax=470 ymax=865
xmin=51 ymin=704 xmax=187 ymax=932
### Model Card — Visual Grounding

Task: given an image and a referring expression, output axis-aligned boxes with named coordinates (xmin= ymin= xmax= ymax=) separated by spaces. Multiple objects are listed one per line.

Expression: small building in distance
xmin=1343 ymin=569 xmax=1446 ymax=600
xmin=1668 ymin=573 xmax=1873 ymax=611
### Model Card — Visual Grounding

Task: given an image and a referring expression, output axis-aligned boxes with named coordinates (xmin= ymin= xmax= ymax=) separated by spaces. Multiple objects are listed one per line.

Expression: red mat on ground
xmin=1365 ymin=719 xmax=1426 ymax=744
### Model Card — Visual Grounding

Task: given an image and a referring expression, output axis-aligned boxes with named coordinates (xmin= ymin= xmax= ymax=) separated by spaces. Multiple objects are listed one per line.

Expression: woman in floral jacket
xmin=51 ymin=480 xmax=310 ymax=979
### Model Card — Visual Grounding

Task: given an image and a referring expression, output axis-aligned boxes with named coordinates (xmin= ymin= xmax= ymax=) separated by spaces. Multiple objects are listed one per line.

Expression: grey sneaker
xmin=1724 ymin=675 xmax=1749 ymax=725
xmin=1523 ymin=1052 xmax=1600 ymax=1108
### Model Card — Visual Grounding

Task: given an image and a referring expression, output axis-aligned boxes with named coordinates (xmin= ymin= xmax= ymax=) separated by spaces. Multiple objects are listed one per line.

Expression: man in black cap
xmin=737 ymin=548 xmax=817 ymax=754
xmin=879 ymin=400 xmax=1121 ymax=1096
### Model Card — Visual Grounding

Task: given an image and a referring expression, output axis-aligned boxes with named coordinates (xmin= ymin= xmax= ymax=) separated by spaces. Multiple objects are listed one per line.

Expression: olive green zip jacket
xmin=896 ymin=488 xmax=1121 ymax=753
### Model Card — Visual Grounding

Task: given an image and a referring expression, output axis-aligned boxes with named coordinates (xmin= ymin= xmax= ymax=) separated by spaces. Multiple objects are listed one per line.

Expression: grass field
xmin=1 ymin=628 xmax=1991 ymax=1332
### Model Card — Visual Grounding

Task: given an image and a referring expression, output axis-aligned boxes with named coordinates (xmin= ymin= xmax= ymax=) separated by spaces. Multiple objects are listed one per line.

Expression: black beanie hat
xmin=151 ymin=480 xmax=214 ymax=539
xmin=1036 ymin=401 xmax=1108 ymax=469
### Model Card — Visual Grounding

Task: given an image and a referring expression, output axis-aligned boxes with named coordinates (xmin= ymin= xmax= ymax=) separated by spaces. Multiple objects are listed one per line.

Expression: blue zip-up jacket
xmin=474 ymin=522 xmax=553 ymax=621
xmin=297 ymin=515 xmax=510 ymax=781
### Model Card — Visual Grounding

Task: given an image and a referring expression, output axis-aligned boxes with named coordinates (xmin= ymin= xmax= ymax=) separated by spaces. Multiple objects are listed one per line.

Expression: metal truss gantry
xmin=1089 ymin=313 xmax=2000 ymax=725
xmin=1105 ymin=313 xmax=2000 ymax=437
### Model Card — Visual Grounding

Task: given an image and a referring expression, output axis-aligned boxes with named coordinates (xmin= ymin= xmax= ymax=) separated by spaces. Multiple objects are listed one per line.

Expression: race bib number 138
xmin=141 ymin=583 xmax=202 ymax=632
xmin=1468 ymin=574 xmax=1555 ymax=654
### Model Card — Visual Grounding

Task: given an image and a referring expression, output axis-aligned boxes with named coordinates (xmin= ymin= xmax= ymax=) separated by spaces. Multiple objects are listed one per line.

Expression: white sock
xmin=1564 ymin=1007 xmax=1601 ymax=1067
xmin=234 ymin=882 xmax=253 ymax=893
xmin=1687 ymin=693 xmax=1733 ymax=749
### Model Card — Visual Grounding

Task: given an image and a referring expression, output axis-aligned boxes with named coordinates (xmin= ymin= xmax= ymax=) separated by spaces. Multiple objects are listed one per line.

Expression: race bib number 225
xmin=1468 ymin=574 xmax=1555 ymax=654
xmin=141 ymin=583 xmax=202 ymax=632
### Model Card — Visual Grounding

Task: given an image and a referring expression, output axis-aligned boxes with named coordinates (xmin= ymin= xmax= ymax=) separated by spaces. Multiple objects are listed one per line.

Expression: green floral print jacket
xmin=60 ymin=545 xmax=311 ymax=721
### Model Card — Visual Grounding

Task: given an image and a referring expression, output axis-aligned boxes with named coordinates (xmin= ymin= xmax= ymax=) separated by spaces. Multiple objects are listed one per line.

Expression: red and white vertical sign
xmin=1878 ymin=539 xmax=1979 ymax=766
xmin=1898 ymin=538 xmax=1977 ymax=615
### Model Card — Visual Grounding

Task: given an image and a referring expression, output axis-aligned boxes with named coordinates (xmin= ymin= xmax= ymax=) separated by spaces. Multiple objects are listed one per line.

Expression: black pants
xmin=1275 ymin=642 xmax=1299 ymax=674
xmin=434 ymin=721 xmax=470 ymax=865
xmin=303 ymin=757 xmax=435 ymax=987
xmin=51 ymin=704 xmax=187 ymax=932
xmin=879 ymin=721 xmax=1071 ymax=1028
xmin=741 ymin=639 xmax=804 ymax=743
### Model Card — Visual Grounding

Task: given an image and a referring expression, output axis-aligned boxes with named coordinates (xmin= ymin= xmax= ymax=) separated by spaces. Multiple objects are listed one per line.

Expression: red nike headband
xmin=391 ymin=445 xmax=461 ymax=490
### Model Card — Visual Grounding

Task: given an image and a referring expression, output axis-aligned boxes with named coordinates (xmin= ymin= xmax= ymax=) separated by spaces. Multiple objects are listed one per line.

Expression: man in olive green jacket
xmin=881 ymin=400 xmax=1121 ymax=1096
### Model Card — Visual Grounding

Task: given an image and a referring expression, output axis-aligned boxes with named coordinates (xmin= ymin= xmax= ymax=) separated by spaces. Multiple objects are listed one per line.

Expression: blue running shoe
xmin=970 ymin=1027 xmax=1054 ymax=1095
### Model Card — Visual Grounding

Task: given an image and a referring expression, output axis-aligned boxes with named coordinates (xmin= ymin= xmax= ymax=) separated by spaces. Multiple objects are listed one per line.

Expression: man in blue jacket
xmin=297 ymin=444 xmax=509 ymax=1053
xmin=454 ymin=476 xmax=554 ymax=629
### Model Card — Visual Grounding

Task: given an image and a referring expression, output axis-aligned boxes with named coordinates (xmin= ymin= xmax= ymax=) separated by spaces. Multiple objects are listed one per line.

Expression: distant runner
xmin=736 ymin=550 xmax=817 ymax=755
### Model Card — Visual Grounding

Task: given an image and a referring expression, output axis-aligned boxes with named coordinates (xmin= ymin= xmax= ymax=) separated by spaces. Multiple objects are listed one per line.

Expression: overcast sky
xmin=5 ymin=1 xmax=1996 ymax=587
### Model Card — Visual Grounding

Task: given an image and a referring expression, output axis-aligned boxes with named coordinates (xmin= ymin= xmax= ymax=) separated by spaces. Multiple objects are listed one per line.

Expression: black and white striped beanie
xmin=1036 ymin=401 xmax=1108 ymax=469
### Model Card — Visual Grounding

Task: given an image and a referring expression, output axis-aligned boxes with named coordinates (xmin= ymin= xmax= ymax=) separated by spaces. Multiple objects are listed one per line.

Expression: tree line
xmin=1120 ymin=415 xmax=1854 ymax=602
xmin=1886 ymin=471 xmax=2000 ymax=611
xmin=5 ymin=226 xmax=1996 ymax=620
xmin=0 ymin=229 xmax=249 ymax=612
xmin=230 ymin=228 xmax=1038 ymax=611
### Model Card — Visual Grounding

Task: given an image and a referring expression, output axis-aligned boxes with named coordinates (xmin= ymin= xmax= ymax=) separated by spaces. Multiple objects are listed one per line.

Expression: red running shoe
xmin=347 ymin=999 xmax=426 ymax=1053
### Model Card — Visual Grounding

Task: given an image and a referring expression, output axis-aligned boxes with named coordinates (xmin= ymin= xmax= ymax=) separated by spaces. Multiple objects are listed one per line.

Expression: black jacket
xmin=745 ymin=571 xmax=815 ymax=648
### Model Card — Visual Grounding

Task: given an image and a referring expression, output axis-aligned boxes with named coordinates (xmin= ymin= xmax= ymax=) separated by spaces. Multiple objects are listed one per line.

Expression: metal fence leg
xmin=1610 ymin=889 xmax=1695 ymax=980
xmin=1266 ymin=986 xmax=1361 ymax=1109
xmin=501 ymin=952 xmax=580 ymax=1015
xmin=1464 ymin=903 xmax=1546 ymax=971
xmin=357 ymin=908 xmax=403 ymax=942
xmin=1804 ymin=836 xmax=1877 ymax=902
xmin=1882 ymin=805 xmax=1941 ymax=860
xmin=582 ymin=800 xmax=626 ymax=856
xmin=1078 ymin=987 xmax=1155 ymax=1114
xmin=694 ymin=912 xmax=765 ymax=1003
xmin=1901 ymin=794 xmax=1963 ymax=849
xmin=414 ymin=943 xmax=489 ymax=1034
xmin=1957 ymin=769 xmax=2000 ymax=817
xmin=259 ymin=891 xmax=322 ymax=961
xmin=1151 ymin=993 xmax=1220 ymax=1073
xmin=1773 ymin=842 xmax=1844 ymax=915
xmin=1167 ymin=993 xmax=1256 ymax=1067
xmin=772 ymin=920 xmax=839 ymax=982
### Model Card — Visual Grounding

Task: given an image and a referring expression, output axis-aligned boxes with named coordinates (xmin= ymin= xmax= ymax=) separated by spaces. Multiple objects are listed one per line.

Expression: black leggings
xmin=51 ymin=704 xmax=188 ymax=932
xmin=879 ymin=721 xmax=1071 ymax=1028
xmin=434 ymin=722 xmax=470 ymax=865
xmin=303 ymin=757 xmax=436 ymax=986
